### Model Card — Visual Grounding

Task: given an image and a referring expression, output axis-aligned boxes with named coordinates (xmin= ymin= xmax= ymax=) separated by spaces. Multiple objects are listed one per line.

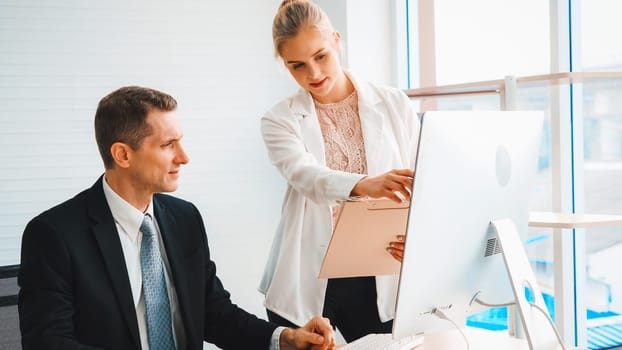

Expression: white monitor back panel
xmin=393 ymin=110 xmax=544 ymax=339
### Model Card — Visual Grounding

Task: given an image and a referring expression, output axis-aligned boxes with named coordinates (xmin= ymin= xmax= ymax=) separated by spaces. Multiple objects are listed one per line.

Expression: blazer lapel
xmin=291 ymin=88 xmax=326 ymax=165
xmin=350 ymin=74 xmax=385 ymax=175
xmin=88 ymin=176 xmax=141 ymax=349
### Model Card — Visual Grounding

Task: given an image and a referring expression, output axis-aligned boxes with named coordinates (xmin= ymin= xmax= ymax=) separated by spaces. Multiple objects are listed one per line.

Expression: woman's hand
xmin=351 ymin=169 xmax=414 ymax=203
xmin=387 ymin=235 xmax=405 ymax=262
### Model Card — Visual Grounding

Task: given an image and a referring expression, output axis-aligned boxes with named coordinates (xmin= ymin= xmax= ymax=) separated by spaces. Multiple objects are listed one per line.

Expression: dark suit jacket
xmin=18 ymin=176 xmax=277 ymax=350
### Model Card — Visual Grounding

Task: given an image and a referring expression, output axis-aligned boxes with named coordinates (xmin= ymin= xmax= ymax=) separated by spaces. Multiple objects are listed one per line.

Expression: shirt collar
xmin=102 ymin=176 xmax=154 ymax=243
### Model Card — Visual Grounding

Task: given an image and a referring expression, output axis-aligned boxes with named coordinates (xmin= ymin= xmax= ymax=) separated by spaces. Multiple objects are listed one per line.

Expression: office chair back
xmin=0 ymin=264 xmax=21 ymax=350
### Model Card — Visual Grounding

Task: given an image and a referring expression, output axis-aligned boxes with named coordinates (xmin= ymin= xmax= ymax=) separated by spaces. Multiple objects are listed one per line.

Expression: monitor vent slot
xmin=485 ymin=237 xmax=501 ymax=257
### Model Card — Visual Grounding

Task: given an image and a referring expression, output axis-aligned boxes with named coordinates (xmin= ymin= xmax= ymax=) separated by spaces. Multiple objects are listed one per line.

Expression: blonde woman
xmin=259 ymin=0 xmax=419 ymax=342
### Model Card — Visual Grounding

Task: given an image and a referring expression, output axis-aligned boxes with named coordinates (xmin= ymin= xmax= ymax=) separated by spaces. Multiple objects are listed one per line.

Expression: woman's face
xmin=280 ymin=29 xmax=344 ymax=102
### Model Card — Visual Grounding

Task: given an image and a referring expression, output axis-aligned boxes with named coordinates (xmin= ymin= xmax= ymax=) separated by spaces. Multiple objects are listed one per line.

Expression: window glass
xmin=580 ymin=1 xmax=622 ymax=348
xmin=581 ymin=77 xmax=622 ymax=349
xmin=580 ymin=0 xmax=622 ymax=70
xmin=434 ymin=0 xmax=550 ymax=85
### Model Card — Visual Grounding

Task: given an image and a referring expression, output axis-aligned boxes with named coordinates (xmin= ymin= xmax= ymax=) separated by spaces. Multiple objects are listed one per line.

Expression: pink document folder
xmin=318 ymin=198 xmax=410 ymax=278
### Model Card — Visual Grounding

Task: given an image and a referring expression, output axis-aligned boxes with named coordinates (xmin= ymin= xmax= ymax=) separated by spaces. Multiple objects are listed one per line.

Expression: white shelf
xmin=529 ymin=211 xmax=622 ymax=229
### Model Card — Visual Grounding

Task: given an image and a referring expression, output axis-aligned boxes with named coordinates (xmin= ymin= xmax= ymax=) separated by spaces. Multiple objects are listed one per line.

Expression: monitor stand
xmin=492 ymin=219 xmax=564 ymax=350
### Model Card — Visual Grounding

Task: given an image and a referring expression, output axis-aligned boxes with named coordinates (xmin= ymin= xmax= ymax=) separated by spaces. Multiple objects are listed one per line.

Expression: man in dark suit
xmin=18 ymin=86 xmax=335 ymax=350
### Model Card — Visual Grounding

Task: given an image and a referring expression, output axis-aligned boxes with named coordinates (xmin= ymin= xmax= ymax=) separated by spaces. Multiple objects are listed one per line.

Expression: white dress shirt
xmin=102 ymin=178 xmax=284 ymax=349
xmin=102 ymin=178 xmax=186 ymax=350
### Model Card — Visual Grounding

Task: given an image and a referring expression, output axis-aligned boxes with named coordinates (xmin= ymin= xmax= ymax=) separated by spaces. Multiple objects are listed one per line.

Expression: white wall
xmin=0 ymin=1 xmax=297 ymax=348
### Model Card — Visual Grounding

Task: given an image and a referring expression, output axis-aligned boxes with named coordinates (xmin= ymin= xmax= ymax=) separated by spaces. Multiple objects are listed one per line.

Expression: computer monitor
xmin=392 ymin=110 xmax=560 ymax=349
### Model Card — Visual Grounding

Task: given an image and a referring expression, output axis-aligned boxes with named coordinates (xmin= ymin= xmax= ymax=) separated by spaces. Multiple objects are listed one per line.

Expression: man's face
xmin=127 ymin=109 xmax=189 ymax=195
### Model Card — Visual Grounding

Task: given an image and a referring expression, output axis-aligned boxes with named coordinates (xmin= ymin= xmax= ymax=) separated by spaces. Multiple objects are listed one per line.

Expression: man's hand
xmin=279 ymin=316 xmax=336 ymax=350
xmin=387 ymin=235 xmax=405 ymax=262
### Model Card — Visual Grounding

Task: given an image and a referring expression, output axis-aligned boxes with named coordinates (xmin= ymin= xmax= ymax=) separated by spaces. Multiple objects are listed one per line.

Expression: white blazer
xmin=259 ymin=73 xmax=420 ymax=326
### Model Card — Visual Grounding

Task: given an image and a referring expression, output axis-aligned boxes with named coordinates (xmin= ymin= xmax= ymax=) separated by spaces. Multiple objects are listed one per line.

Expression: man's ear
xmin=110 ymin=142 xmax=132 ymax=169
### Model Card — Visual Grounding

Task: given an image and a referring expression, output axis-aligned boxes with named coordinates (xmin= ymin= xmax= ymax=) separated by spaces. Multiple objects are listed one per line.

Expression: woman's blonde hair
xmin=272 ymin=0 xmax=335 ymax=58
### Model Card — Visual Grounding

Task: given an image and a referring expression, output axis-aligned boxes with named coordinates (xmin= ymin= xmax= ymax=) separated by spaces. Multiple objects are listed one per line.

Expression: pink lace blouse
xmin=314 ymin=90 xmax=367 ymax=221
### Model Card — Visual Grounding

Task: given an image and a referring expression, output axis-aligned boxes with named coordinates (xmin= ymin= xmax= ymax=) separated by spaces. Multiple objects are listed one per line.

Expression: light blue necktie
xmin=140 ymin=214 xmax=176 ymax=350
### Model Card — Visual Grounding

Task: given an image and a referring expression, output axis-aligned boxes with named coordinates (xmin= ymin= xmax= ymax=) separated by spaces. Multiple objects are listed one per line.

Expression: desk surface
xmin=339 ymin=328 xmax=583 ymax=349
xmin=424 ymin=328 xmax=527 ymax=349
xmin=529 ymin=211 xmax=622 ymax=229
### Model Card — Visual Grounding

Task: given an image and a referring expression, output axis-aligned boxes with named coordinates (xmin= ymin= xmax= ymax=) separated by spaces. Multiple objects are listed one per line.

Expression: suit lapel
xmin=88 ymin=176 xmax=141 ymax=349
